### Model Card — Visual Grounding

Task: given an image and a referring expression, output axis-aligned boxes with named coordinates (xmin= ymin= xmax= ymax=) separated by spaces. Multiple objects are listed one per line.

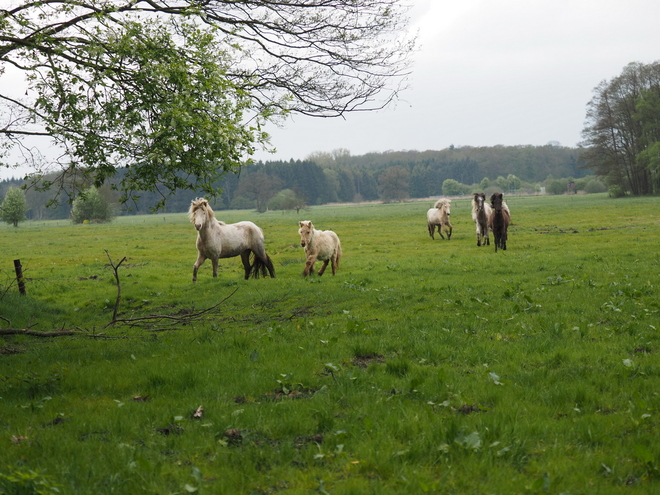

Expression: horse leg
xmin=318 ymin=259 xmax=329 ymax=276
xmin=263 ymin=254 xmax=276 ymax=278
xmin=241 ymin=251 xmax=252 ymax=280
xmin=428 ymin=223 xmax=435 ymax=239
xmin=303 ymin=255 xmax=317 ymax=277
xmin=330 ymin=255 xmax=338 ymax=275
xmin=192 ymin=253 xmax=206 ymax=282
xmin=212 ymin=257 xmax=219 ymax=278
xmin=437 ymin=226 xmax=445 ymax=240
xmin=446 ymin=222 xmax=453 ymax=240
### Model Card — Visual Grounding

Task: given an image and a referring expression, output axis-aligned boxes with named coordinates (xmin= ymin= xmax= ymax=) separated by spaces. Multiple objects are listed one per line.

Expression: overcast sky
xmin=253 ymin=0 xmax=660 ymax=162
xmin=2 ymin=0 xmax=659 ymax=180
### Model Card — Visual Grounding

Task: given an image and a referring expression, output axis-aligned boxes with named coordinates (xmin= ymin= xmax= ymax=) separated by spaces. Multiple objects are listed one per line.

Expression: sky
xmin=253 ymin=0 xmax=660 ymax=162
xmin=2 ymin=0 xmax=660 ymax=179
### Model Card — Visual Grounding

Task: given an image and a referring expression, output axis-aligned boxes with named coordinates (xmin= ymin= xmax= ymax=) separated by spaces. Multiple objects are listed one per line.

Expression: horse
xmin=298 ymin=220 xmax=342 ymax=276
xmin=471 ymin=192 xmax=492 ymax=246
xmin=488 ymin=192 xmax=511 ymax=252
xmin=426 ymin=198 xmax=452 ymax=240
xmin=188 ymin=198 xmax=275 ymax=282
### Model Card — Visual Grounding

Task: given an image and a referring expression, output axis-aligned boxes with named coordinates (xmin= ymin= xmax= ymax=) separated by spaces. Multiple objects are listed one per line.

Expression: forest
xmin=1 ymin=144 xmax=596 ymax=220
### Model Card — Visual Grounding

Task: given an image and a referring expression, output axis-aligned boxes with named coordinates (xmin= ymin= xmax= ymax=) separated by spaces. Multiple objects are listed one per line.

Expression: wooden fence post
xmin=13 ymin=259 xmax=26 ymax=296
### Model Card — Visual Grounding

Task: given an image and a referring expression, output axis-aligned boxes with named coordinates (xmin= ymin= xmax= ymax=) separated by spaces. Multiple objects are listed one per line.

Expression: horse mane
xmin=189 ymin=198 xmax=226 ymax=225
xmin=434 ymin=198 xmax=450 ymax=210
xmin=471 ymin=193 xmax=480 ymax=215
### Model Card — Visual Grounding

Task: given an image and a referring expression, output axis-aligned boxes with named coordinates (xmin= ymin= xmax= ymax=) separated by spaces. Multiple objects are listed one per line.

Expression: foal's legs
xmin=330 ymin=255 xmax=339 ymax=275
xmin=303 ymin=255 xmax=317 ymax=276
xmin=317 ymin=259 xmax=329 ymax=276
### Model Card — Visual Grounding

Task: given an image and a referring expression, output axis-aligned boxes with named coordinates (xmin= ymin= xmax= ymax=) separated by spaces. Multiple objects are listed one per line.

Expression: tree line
xmin=2 ymin=143 xmax=600 ymax=222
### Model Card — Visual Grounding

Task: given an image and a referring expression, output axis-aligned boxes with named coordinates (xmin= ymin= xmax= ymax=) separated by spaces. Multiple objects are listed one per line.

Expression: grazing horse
xmin=426 ymin=198 xmax=452 ymax=240
xmin=488 ymin=192 xmax=511 ymax=252
xmin=188 ymin=198 xmax=275 ymax=281
xmin=298 ymin=220 xmax=342 ymax=276
xmin=471 ymin=192 xmax=492 ymax=246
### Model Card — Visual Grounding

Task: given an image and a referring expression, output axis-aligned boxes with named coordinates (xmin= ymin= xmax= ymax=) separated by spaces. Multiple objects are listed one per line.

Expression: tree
xmin=0 ymin=1 xmax=415 ymax=209
xmin=581 ymin=61 xmax=660 ymax=195
xmin=442 ymin=179 xmax=465 ymax=197
xmin=268 ymin=189 xmax=307 ymax=213
xmin=70 ymin=187 xmax=115 ymax=223
xmin=378 ymin=166 xmax=409 ymax=202
xmin=1 ymin=186 xmax=27 ymax=226
xmin=235 ymin=172 xmax=282 ymax=213
xmin=507 ymin=174 xmax=521 ymax=193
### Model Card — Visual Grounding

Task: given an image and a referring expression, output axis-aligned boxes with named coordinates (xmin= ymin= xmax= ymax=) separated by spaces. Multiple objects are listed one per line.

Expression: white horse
xmin=188 ymin=198 xmax=275 ymax=282
xmin=427 ymin=198 xmax=452 ymax=240
xmin=471 ymin=192 xmax=492 ymax=246
xmin=298 ymin=220 xmax=342 ymax=276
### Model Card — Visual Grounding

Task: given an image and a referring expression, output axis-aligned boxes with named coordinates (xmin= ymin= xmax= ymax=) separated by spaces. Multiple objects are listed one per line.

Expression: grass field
xmin=1 ymin=193 xmax=659 ymax=494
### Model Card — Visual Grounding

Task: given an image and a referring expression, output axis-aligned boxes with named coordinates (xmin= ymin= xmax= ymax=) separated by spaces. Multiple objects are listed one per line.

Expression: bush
xmin=608 ymin=185 xmax=626 ymax=198
xmin=548 ymin=180 xmax=566 ymax=195
xmin=70 ymin=187 xmax=115 ymax=223
xmin=584 ymin=179 xmax=607 ymax=194
xmin=442 ymin=179 xmax=471 ymax=196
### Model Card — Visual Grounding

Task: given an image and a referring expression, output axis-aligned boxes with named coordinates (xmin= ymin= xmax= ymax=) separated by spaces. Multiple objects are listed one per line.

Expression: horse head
xmin=189 ymin=198 xmax=211 ymax=231
xmin=298 ymin=220 xmax=314 ymax=247
xmin=475 ymin=193 xmax=486 ymax=212
xmin=490 ymin=192 xmax=504 ymax=212
xmin=434 ymin=198 xmax=451 ymax=215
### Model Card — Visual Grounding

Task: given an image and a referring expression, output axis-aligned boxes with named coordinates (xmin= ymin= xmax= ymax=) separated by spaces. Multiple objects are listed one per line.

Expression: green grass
xmin=1 ymin=193 xmax=659 ymax=494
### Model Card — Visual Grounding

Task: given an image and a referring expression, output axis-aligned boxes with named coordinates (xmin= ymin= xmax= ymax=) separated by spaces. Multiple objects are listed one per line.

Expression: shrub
xmin=70 ymin=187 xmax=115 ymax=223
xmin=548 ymin=180 xmax=566 ymax=195
xmin=608 ymin=185 xmax=626 ymax=198
xmin=584 ymin=179 xmax=607 ymax=194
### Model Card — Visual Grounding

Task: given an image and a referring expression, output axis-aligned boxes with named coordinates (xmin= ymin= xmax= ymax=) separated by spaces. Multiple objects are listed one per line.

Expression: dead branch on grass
xmin=0 ymin=319 xmax=107 ymax=338
xmin=104 ymin=287 xmax=240 ymax=330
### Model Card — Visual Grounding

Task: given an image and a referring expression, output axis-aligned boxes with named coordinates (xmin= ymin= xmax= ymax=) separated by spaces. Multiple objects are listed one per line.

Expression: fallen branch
xmin=0 ymin=328 xmax=88 ymax=337
xmin=104 ymin=287 xmax=240 ymax=329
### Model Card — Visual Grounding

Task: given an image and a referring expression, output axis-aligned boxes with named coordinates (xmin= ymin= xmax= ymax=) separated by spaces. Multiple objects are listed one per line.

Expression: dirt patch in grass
xmin=455 ymin=404 xmax=485 ymax=415
xmin=352 ymin=353 xmax=385 ymax=368
xmin=261 ymin=388 xmax=318 ymax=401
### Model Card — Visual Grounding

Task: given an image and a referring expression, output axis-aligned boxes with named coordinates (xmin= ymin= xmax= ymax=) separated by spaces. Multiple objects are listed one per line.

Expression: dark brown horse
xmin=488 ymin=192 xmax=510 ymax=252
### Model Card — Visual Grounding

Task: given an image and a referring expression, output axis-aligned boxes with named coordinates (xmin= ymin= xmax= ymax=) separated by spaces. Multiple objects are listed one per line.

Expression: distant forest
xmin=1 ymin=144 xmax=593 ymax=220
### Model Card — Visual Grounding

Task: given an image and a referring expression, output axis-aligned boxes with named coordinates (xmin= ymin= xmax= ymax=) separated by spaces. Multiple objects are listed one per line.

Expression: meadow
xmin=0 ymin=193 xmax=659 ymax=494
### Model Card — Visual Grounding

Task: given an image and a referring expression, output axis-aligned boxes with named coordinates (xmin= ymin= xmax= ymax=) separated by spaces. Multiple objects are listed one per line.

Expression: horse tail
xmin=250 ymin=252 xmax=276 ymax=279
xmin=335 ymin=239 xmax=342 ymax=270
